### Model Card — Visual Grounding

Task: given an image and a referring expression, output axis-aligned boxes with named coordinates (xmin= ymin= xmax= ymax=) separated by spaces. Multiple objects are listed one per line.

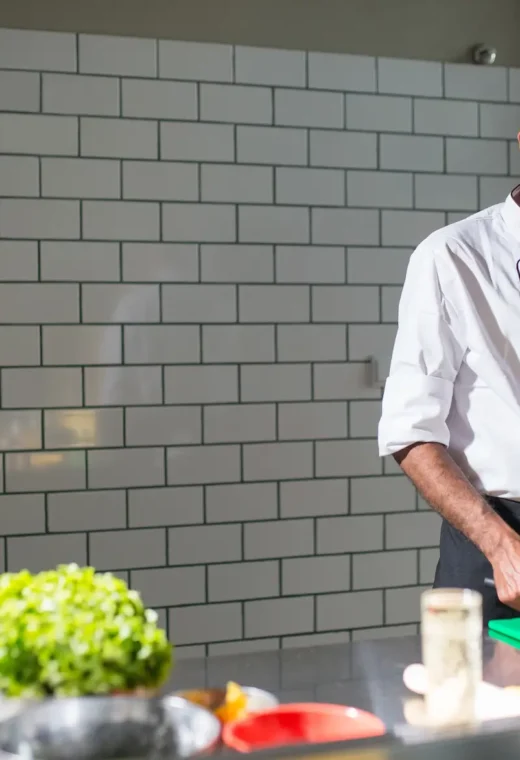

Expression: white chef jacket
xmin=379 ymin=193 xmax=520 ymax=499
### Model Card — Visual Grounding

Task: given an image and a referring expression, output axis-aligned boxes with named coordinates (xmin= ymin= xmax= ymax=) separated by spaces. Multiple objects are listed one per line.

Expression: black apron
xmin=433 ymin=496 xmax=520 ymax=624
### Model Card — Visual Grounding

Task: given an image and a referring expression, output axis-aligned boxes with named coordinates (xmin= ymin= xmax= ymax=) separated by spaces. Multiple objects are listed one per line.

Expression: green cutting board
xmin=488 ymin=618 xmax=520 ymax=649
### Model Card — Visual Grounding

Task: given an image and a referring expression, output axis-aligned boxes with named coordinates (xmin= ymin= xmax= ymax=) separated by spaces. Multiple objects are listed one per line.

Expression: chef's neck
xmin=512 ymin=184 xmax=520 ymax=207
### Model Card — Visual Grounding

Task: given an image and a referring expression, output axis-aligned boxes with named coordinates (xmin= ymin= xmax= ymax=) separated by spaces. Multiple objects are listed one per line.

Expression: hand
xmin=491 ymin=537 xmax=520 ymax=612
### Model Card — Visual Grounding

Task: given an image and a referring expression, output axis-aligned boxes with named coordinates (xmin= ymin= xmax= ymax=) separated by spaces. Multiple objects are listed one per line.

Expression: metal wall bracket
xmin=367 ymin=356 xmax=386 ymax=389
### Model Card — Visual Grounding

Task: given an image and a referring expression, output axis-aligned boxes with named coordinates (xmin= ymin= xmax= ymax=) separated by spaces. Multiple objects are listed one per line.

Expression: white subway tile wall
xmin=0 ymin=27 xmax=514 ymax=654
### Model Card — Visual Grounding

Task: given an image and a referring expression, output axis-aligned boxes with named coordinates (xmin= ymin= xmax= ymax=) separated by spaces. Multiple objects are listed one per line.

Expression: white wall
xmin=0 ymin=27 xmax=518 ymax=656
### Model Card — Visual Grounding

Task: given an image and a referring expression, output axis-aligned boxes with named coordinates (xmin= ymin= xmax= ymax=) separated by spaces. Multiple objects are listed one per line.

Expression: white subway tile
xmin=163 ymin=203 xmax=236 ymax=243
xmin=385 ymin=585 xmax=427 ymax=624
xmin=204 ymin=403 xmax=275 ymax=443
xmin=82 ymin=201 xmax=160 ymax=241
xmin=239 ymin=284 xmax=309 ymax=323
xmin=0 ymin=71 xmax=40 ymax=112
xmin=45 ymin=408 xmax=123 ymax=449
xmin=88 ymin=447 xmax=165 ymax=489
xmin=245 ymin=517 xmax=313 ymax=560
xmin=381 ymin=210 xmax=445 ymax=246
xmin=420 ymin=548 xmax=439 ymax=584
xmin=167 ymin=444 xmax=240 ymax=485
xmin=133 ymin=566 xmax=205 ymax=608
xmin=510 ymin=69 xmax=520 ymax=103
xmin=0 ymin=494 xmax=45 ymax=534
xmin=43 ymin=73 xmax=119 ymax=115
xmin=125 ymin=324 xmax=199 ymax=364
xmin=206 ymin=482 xmax=278 ymax=523
xmin=209 ymin=560 xmax=279 ymax=602
xmin=310 ymin=130 xmax=377 ymax=168
xmin=347 ymin=247 xmax=411 ymax=284
xmin=0 ymin=283 xmax=79 ymax=324
xmin=5 ymin=450 xmax=85 ymax=493
xmin=352 ymin=624 xmax=417 ymax=641
xmin=2 ymin=367 xmax=81 ymax=408
xmin=316 ymin=440 xmax=380 ymax=477
xmin=313 ymin=362 xmax=380 ymax=400
xmin=201 ymin=83 xmax=272 ymax=124
xmin=312 ymin=208 xmax=379 ymax=245
xmin=41 ymin=241 xmax=120 ymax=281
xmin=245 ymin=597 xmax=313 ymax=638
xmin=415 ymin=174 xmax=478 ymax=211
xmin=0 ymin=326 xmax=40 ymax=366
xmin=278 ymin=401 xmax=347 ymax=440
xmin=123 ymin=243 xmax=198 ymax=282
xmin=348 ymin=324 xmax=398 ymax=366
xmin=240 ymin=206 xmax=309 ymax=246
xmin=129 ymin=486 xmax=203 ymax=527
xmin=446 ymin=138 xmax=508 ymax=175
xmin=447 ymin=212 xmax=471 ymax=224
xmin=414 ymin=98 xmax=478 ymax=136
xmin=201 ymin=164 xmax=273 ymax=204
xmin=41 ymin=158 xmax=120 ymax=199
xmin=0 ymin=241 xmax=38 ymax=281
xmin=353 ymin=550 xmax=417 ymax=590
xmin=283 ymin=631 xmax=351 ymax=648
xmin=203 ymin=325 xmax=274 ymax=363
xmin=0 ymin=113 xmax=78 ymax=155
xmin=281 ymin=479 xmax=348 ymax=519
xmin=309 ymin=52 xmax=375 ymax=92
xmin=90 ymin=528 xmax=165 ymax=570
xmin=163 ymin=284 xmax=236 ymax=323
xmin=378 ymin=58 xmax=442 ymax=96
xmin=385 ymin=456 xmax=403 ymax=475
xmin=0 ymin=199 xmax=79 ymax=240
xmin=122 ymin=79 xmax=197 ymax=120
xmin=380 ymin=134 xmax=444 ymax=172
xmin=161 ymin=122 xmax=234 ymax=162
xmin=170 ymin=603 xmax=242 ymax=645
xmin=284 ymin=555 xmax=350 ymax=595
xmin=210 ymin=638 xmax=281 ymax=655
xmin=237 ymin=126 xmax=308 ymax=166
xmin=0 ymin=156 xmax=39 ymax=198
xmin=312 ymin=285 xmax=379 ymax=322
xmin=275 ymin=89 xmax=344 ymax=129
xmin=277 ymin=325 xmax=346 ymax=362
xmin=201 ymin=245 xmax=273 ymax=283
xmin=346 ymin=94 xmax=411 ymax=132
xmin=82 ymin=283 xmax=159 ymax=323
xmin=81 ymin=117 xmax=157 ymax=159
xmin=445 ymin=63 xmax=507 ymax=101
xmin=48 ymin=489 xmax=126 ymax=531
xmin=243 ymin=441 xmax=313 ymax=482
xmin=79 ymin=34 xmax=156 ymax=77
xmin=0 ymin=408 xmax=39 ymax=452
xmin=480 ymin=175 xmax=520 ymax=207
xmin=386 ymin=511 xmax=441 ymax=549
xmin=168 ymin=524 xmax=241 ymax=565
xmin=126 ymin=406 xmax=200 ymax=446
xmin=123 ymin=161 xmax=198 ymax=201
xmin=276 ymin=167 xmax=345 ymax=206
xmin=236 ymin=46 xmax=306 ymax=87
xmin=158 ymin=40 xmax=232 ymax=82
xmin=347 ymin=170 xmax=412 ymax=208
xmin=241 ymin=363 xmax=311 ymax=402
xmin=317 ymin=515 xmax=383 ymax=554
xmin=43 ymin=325 xmax=121 ymax=365
xmin=276 ymin=246 xmax=345 ymax=283
xmin=351 ymin=475 xmax=416 ymax=513
xmin=350 ymin=400 xmax=382 ymax=437
xmin=317 ymin=590 xmax=383 ymax=630
xmin=85 ymin=365 xmax=162 ymax=406
xmin=0 ymin=28 xmax=76 ymax=71
xmin=480 ymin=103 xmax=520 ymax=139
xmin=164 ymin=366 xmax=238 ymax=404
xmin=7 ymin=534 xmax=86 ymax=573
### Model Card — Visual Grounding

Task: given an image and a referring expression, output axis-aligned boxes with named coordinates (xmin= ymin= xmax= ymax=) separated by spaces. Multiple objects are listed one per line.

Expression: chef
xmin=379 ymin=140 xmax=520 ymax=624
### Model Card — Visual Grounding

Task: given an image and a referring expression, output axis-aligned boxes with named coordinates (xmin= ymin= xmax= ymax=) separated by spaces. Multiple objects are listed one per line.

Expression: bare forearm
xmin=394 ymin=442 xmax=515 ymax=562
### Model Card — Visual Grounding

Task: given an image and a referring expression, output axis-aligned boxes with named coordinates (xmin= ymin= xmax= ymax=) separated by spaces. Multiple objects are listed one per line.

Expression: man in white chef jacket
xmin=379 ymin=174 xmax=520 ymax=624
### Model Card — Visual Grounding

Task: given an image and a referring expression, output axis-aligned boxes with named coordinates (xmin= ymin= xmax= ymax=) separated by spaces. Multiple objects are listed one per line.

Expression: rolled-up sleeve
xmin=378 ymin=242 xmax=466 ymax=457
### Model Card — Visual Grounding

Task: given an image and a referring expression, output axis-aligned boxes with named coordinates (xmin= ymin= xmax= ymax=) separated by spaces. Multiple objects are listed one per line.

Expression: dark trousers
xmin=433 ymin=496 xmax=520 ymax=625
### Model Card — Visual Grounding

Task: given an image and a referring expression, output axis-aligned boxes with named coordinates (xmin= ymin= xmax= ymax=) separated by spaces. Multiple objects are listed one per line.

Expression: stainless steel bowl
xmin=0 ymin=695 xmax=221 ymax=760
